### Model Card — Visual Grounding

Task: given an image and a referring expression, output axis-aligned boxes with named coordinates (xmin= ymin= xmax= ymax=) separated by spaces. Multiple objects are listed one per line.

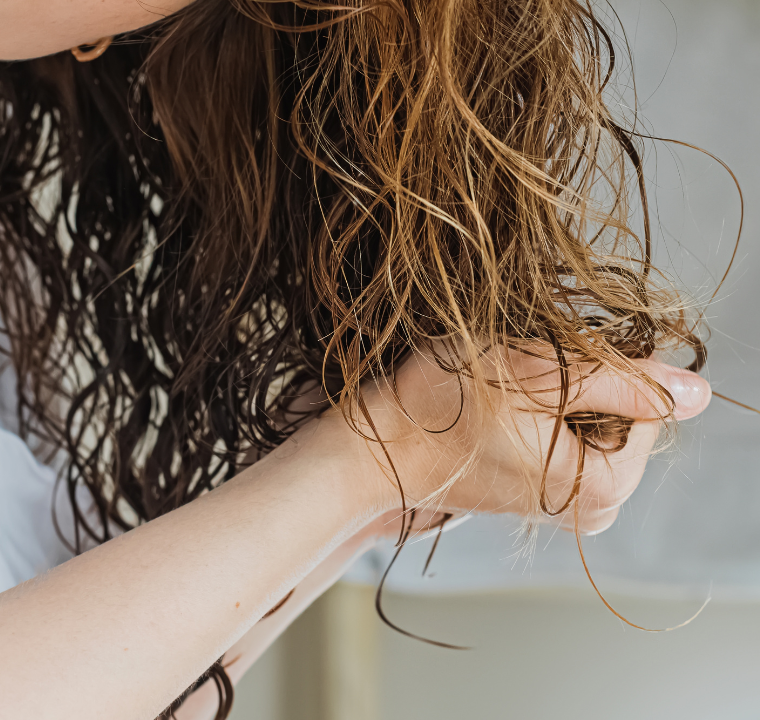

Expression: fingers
xmin=568 ymin=506 xmax=621 ymax=536
xmin=567 ymin=360 xmax=711 ymax=421
xmin=583 ymin=419 xmax=660 ymax=508
xmin=518 ymin=355 xmax=709 ymax=533
xmin=497 ymin=348 xmax=711 ymax=422
xmin=543 ymin=419 xmax=660 ymax=534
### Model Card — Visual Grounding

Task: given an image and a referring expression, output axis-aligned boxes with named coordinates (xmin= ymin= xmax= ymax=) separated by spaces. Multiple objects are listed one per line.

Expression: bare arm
xmin=0 ymin=411 xmax=395 ymax=720
xmin=0 ymin=350 xmax=710 ymax=720
xmin=174 ymin=510 xmax=435 ymax=720
xmin=174 ymin=519 xmax=383 ymax=720
xmin=0 ymin=0 xmax=194 ymax=60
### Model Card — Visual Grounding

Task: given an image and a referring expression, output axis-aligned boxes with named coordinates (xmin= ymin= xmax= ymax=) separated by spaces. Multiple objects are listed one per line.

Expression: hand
xmin=0 ymin=342 xmax=709 ymax=720
xmin=356 ymin=345 xmax=712 ymax=535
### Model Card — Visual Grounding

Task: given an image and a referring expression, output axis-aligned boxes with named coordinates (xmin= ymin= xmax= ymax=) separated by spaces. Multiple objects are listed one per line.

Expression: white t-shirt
xmin=0 ymin=346 xmax=98 ymax=593
xmin=0 ymin=426 xmax=79 ymax=591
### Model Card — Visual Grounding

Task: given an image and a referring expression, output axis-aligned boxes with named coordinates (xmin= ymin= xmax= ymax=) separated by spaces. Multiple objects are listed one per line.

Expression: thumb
xmin=568 ymin=360 xmax=711 ymax=421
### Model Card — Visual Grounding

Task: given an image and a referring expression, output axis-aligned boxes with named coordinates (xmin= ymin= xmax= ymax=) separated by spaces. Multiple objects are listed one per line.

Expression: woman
xmin=0 ymin=1 xmax=713 ymax=718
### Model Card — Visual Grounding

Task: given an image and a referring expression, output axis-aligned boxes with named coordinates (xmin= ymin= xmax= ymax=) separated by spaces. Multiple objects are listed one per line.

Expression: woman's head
xmin=0 ymin=0 xmax=695 ymax=540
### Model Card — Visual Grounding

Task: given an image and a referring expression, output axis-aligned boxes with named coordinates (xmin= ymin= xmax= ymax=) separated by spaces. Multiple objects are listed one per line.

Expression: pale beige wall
xmin=231 ymin=584 xmax=760 ymax=720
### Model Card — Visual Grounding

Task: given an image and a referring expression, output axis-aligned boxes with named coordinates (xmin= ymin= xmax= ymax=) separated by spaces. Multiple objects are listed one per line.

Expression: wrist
xmin=279 ymin=357 xmax=462 ymax=526
xmin=315 ymin=410 xmax=401 ymax=522
xmin=290 ymin=408 xmax=402 ymax=523
xmin=308 ymin=393 xmax=442 ymax=519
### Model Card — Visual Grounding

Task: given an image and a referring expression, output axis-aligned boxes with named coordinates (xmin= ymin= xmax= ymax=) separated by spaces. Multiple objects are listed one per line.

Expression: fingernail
xmin=668 ymin=369 xmax=712 ymax=421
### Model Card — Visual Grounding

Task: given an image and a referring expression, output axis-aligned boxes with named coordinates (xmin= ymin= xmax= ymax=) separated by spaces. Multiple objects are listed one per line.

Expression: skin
xmin=0 ymin=0 xmax=195 ymax=60
xmin=0 ymin=348 xmax=711 ymax=719
xmin=0 ymin=5 xmax=713 ymax=718
xmin=172 ymin=509 xmax=420 ymax=720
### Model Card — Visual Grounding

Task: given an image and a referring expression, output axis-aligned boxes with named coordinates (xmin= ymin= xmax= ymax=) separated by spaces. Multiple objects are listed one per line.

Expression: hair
xmin=0 ymin=0 xmax=712 ymax=716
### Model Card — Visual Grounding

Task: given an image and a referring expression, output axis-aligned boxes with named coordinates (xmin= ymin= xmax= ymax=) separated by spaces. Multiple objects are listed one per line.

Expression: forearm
xmin=0 ymin=414 xmax=389 ymax=720
xmin=0 ymin=0 xmax=194 ymax=60
xmin=174 ymin=530 xmax=380 ymax=720
xmin=174 ymin=509 xmax=444 ymax=720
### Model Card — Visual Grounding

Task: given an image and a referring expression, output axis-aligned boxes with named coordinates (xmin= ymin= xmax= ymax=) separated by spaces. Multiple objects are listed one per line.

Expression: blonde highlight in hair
xmin=0 ymin=0 xmax=717 ymax=713
xmin=233 ymin=0 xmax=694 ymax=513
xmin=2 ymin=0 xmax=699 ymax=585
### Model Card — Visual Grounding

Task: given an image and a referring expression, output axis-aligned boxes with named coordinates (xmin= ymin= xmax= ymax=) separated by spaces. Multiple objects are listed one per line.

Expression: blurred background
xmin=229 ymin=1 xmax=760 ymax=717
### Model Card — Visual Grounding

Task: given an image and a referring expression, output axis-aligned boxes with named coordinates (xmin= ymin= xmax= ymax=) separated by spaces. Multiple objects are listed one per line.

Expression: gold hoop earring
xmin=71 ymin=36 xmax=113 ymax=63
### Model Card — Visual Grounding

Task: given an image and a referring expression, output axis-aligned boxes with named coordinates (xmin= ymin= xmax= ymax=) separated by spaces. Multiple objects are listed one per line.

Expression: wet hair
xmin=0 ymin=0 xmax=723 ymax=716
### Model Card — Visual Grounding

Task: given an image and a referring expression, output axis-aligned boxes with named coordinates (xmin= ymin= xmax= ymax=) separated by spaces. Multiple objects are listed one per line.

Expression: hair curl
xmin=0 ymin=0 xmax=707 ymax=715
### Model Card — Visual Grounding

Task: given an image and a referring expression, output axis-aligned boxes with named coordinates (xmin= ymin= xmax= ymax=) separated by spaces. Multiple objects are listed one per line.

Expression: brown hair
xmin=0 ymin=0 xmax=717 ymax=715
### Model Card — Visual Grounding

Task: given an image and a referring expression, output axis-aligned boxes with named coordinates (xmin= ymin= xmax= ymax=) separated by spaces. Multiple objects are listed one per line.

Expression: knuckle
xmin=580 ymin=507 xmax=620 ymax=535
xmin=626 ymin=381 xmax=658 ymax=418
xmin=583 ymin=454 xmax=641 ymax=510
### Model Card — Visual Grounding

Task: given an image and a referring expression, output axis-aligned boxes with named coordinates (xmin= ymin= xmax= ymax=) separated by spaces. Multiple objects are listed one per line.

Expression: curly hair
xmin=0 ymin=0 xmax=717 ymax=715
